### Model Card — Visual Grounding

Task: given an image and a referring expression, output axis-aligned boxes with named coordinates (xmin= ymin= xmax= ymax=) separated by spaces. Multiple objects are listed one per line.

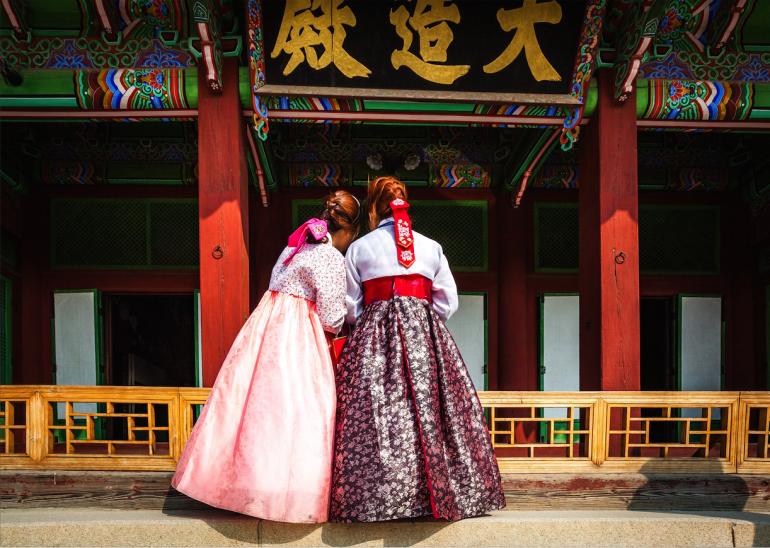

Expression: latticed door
xmin=52 ymin=289 xmax=104 ymax=443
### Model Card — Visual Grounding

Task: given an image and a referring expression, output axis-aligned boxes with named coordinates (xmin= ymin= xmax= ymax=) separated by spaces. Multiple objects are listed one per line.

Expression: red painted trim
xmin=245 ymin=128 xmax=269 ymax=207
xmin=43 ymin=271 xmax=198 ymax=293
xmin=636 ymin=120 xmax=770 ymax=130
xmin=639 ymin=277 xmax=724 ymax=296
xmin=2 ymin=107 xmax=769 ymax=131
xmin=264 ymin=109 xmax=570 ymax=126
xmin=43 ymin=186 xmax=197 ymax=199
xmin=514 ymin=129 xmax=560 ymax=207
xmin=0 ymin=110 xmax=198 ymax=119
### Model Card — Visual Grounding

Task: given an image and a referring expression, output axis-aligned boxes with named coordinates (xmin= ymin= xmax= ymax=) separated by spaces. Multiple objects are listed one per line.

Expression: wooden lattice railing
xmin=1 ymin=386 xmax=768 ymax=473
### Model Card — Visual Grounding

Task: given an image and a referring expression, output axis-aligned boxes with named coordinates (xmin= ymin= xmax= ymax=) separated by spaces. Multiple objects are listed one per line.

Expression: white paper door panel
xmin=445 ymin=294 xmax=486 ymax=391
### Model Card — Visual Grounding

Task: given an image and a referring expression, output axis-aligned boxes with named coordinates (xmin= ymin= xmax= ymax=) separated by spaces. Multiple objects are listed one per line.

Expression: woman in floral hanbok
xmin=173 ymin=191 xmax=360 ymax=524
xmin=330 ymin=176 xmax=505 ymax=522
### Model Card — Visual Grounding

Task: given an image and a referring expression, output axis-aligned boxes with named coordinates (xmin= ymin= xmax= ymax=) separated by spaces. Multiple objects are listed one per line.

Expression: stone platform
xmin=2 ymin=508 xmax=770 ymax=547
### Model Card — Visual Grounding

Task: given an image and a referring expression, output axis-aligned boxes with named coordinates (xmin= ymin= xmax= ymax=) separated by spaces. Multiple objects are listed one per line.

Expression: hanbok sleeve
xmin=315 ymin=250 xmax=346 ymax=334
xmin=345 ymin=246 xmax=364 ymax=326
xmin=431 ymin=249 xmax=459 ymax=321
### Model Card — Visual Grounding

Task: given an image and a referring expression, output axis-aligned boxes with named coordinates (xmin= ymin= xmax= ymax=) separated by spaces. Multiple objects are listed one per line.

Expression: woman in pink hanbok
xmin=172 ymin=191 xmax=360 ymax=524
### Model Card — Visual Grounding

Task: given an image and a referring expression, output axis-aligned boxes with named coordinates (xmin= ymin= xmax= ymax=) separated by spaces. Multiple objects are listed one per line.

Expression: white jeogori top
xmin=345 ymin=217 xmax=459 ymax=325
xmin=269 ymin=239 xmax=346 ymax=334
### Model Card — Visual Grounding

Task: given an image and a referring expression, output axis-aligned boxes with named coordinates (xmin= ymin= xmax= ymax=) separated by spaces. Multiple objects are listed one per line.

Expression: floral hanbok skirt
xmin=329 ymin=296 xmax=506 ymax=522
xmin=172 ymin=291 xmax=336 ymax=523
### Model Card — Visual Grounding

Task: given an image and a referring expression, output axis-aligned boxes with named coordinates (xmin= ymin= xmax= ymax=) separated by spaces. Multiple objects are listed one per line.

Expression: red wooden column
xmin=198 ymin=59 xmax=250 ymax=386
xmin=724 ymin=197 xmax=760 ymax=390
xmin=19 ymin=192 xmax=51 ymax=384
xmin=497 ymin=201 xmax=534 ymax=390
xmin=578 ymin=71 xmax=641 ymax=391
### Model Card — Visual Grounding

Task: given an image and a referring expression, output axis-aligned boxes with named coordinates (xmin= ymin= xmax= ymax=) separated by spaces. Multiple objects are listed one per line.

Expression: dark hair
xmin=307 ymin=190 xmax=361 ymax=243
xmin=367 ymin=176 xmax=408 ymax=231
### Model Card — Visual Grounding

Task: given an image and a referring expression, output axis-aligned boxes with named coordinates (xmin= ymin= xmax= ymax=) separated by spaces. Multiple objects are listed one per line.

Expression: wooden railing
xmin=1 ymin=386 xmax=768 ymax=474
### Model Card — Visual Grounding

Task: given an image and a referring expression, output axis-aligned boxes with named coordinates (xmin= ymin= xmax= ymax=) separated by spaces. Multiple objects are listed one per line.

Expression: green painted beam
xmin=240 ymin=67 xmax=250 ymax=109
xmin=584 ymin=79 xmax=598 ymax=117
xmin=506 ymin=128 xmax=558 ymax=191
xmin=363 ymin=100 xmax=476 ymax=113
xmin=3 ymin=69 xmax=770 ymax=127
xmin=185 ymin=70 xmax=199 ymax=109
xmin=753 ymin=84 xmax=770 ymax=110
xmin=0 ymin=169 xmax=25 ymax=194
xmin=0 ymin=97 xmax=78 ymax=108
xmin=0 ymin=69 xmax=75 ymax=96
xmin=635 ymin=81 xmax=649 ymax=118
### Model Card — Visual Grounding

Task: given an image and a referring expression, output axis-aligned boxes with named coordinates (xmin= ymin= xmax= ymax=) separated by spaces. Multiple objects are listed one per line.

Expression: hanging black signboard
xmin=259 ymin=0 xmax=587 ymax=104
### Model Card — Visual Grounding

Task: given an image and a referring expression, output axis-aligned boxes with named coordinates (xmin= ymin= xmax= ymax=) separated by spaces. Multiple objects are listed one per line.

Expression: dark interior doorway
xmin=106 ymin=294 xmax=195 ymax=387
xmin=640 ymin=297 xmax=676 ymax=391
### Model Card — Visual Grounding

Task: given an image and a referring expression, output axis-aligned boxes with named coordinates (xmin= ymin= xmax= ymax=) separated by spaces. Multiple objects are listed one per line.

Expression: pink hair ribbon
xmin=284 ymin=218 xmax=328 ymax=265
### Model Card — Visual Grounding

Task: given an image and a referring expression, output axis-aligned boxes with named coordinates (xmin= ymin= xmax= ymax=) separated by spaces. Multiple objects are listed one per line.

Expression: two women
xmin=173 ymin=179 xmax=504 ymax=524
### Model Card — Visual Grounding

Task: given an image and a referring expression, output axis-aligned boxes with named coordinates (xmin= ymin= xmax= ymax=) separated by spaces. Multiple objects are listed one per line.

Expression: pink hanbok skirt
xmin=172 ymin=290 xmax=336 ymax=523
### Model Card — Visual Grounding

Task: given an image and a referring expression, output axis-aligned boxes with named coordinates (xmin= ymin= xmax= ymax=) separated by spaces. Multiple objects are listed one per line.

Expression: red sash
xmin=363 ymin=275 xmax=433 ymax=305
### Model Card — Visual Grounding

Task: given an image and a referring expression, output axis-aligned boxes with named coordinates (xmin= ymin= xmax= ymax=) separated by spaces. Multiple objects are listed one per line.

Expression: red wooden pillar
xmin=724 ymin=197 xmax=759 ymax=390
xmin=198 ymin=59 xmax=250 ymax=386
xmin=497 ymin=201 xmax=534 ymax=390
xmin=578 ymin=71 xmax=641 ymax=391
xmin=19 ymin=192 xmax=51 ymax=384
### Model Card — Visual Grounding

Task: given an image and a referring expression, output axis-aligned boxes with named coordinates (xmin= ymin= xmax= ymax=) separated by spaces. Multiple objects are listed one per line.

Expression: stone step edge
xmin=2 ymin=509 xmax=770 ymax=547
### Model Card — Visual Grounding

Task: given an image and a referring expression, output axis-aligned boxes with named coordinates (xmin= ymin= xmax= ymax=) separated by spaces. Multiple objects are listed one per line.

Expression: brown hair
xmin=366 ymin=176 xmax=408 ymax=231
xmin=308 ymin=189 xmax=360 ymax=242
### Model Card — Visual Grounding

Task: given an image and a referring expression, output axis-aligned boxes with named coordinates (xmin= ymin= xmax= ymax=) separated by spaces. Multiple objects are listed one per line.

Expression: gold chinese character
xmin=271 ymin=0 xmax=371 ymax=79
xmin=483 ymin=0 xmax=562 ymax=81
xmin=390 ymin=0 xmax=469 ymax=85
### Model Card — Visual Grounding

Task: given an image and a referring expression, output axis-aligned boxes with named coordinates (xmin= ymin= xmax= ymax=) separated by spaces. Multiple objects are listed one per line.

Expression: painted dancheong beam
xmin=2 ymin=68 xmax=770 ymax=126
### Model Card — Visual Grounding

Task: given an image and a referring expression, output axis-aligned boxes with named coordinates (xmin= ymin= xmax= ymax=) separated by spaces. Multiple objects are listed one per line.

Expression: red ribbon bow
xmin=284 ymin=218 xmax=328 ymax=265
xmin=390 ymin=198 xmax=415 ymax=268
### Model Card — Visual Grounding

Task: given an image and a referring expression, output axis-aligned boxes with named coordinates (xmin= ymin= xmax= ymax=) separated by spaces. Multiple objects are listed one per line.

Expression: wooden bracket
xmin=1 ymin=0 xmax=28 ymax=42
xmin=92 ymin=0 xmax=120 ymax=41
xmin=613 ymin=0 xmax=669 ymax=102
xmin=192 ymin=0 xmax=223 ymax=94
xmin=711 ymin=0 xmax=750 ymax=51
xmin=559 ymin=0 xmax=607 ymax=151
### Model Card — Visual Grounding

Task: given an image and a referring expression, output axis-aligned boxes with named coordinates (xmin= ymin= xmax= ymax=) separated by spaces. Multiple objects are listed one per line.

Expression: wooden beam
xmin=579 ymin=71 xmax=641 ymax=390
xmin=197 ymin=58 xmax=250 ymax=386
xmin=192 ymin=0 xmax=223 ymax=94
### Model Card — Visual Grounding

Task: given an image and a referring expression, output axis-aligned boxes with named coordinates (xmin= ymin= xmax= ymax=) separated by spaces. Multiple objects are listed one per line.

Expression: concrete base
xmin=2 ymin=508 xmax=770 ymax=547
